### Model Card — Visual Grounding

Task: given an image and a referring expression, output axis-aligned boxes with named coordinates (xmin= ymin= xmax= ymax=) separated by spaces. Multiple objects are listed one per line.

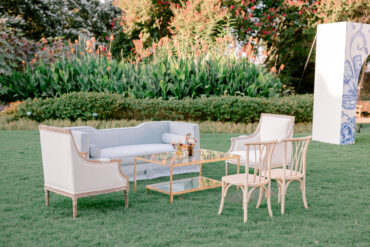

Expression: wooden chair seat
xmin=268 ymin=169 xmax=304 ymax=180
xmin=222 ymin=174 xmax=269 ymax=187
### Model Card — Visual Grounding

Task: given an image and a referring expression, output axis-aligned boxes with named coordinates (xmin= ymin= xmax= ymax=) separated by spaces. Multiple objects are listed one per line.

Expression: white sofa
xmin=68 ymin=121 xmax=200 ymax=181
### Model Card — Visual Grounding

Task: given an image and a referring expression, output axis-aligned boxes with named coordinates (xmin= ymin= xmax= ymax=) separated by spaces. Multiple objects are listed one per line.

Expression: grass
xmin=0 ymin=117 xmax=312 ymax=134
xmin=0 ymin=127 xmax=369 ymax=246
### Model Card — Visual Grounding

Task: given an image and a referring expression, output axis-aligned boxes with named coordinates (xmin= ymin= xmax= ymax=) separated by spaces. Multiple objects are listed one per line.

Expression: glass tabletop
xmin=135 ymin=149 xmax=239 ymax=166
xmin=147 ymin=176 xmax=221 ymax=194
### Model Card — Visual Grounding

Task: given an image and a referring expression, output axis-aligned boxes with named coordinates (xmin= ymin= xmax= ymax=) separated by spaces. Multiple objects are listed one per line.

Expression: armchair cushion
xmin=161 ymin=133 xmax=185 ymax=144
xmin=260 ymin=117 xmax=291 ymax=141
xmin=89 ymin=144 xmax=101 ymax=159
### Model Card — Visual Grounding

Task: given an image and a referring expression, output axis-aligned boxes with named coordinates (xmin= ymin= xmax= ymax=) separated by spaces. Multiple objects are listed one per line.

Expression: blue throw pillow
xmin=89 ymin=144 xmax=101 ymax=159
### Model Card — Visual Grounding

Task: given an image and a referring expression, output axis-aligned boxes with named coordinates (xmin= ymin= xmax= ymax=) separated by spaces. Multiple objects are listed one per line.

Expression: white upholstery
xmin=228 ymin=150 xmax=265 ymax=168
xmin=260 ymin=116 xmax=291 ymax=141
xmin=226 ymin=114 xmax=295 ymax=168
xmin=100 ymin=144 xmax=173 ymax=165
xmin=67 ymin=121 xmax=201 ymax=180
xmin=100 ymin=144 xmax=173 ymax=158
xmin=39 ymin=127 xmax=128 ymax=195
xmin=71 ymin=130 xmax=90 ymax=153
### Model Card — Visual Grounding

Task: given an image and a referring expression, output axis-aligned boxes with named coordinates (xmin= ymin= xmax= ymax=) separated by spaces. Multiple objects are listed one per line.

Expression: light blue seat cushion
xmin=100 ymin=144 xmax=174 ymax=166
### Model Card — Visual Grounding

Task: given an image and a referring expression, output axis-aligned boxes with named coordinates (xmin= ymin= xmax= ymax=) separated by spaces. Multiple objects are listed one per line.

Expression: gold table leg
xmin=134 ymin=158 xmax=137 ymax=193
xmin=170 ymin=166 xmax=173 ymax=203
xmin=237 ymin=157 xmax=240 ymax=190
xmin=199 ymin=163 xmax=203 ymax=177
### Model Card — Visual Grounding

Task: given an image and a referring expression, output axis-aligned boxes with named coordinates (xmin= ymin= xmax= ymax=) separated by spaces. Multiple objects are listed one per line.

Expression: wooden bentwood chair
xmin=270 ymin=136 xmax=311 ymax=214
xmin=39 ymin=125 xmax=129 ymax=218
xmin=218 ymin=141 xmax=277 ymax=223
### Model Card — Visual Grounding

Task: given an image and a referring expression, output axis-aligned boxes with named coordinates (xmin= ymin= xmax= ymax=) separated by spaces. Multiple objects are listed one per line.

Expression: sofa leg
xmin=45 ymin=190 xmax=49 ymax=206
xmin=73 ymin=198 xmax=78 ymax=218
xmin=124 ymin=190 xmax=129 ymax=208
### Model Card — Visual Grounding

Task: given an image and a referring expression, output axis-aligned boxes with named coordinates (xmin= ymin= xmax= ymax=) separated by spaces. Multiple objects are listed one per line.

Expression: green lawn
xmin=1 ymin=128 xmax=369 ymax=246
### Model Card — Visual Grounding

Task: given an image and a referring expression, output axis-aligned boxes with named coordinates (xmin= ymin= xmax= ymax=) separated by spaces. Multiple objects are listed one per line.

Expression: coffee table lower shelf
xmin=146 ymin=176 xmax=221 ymax=199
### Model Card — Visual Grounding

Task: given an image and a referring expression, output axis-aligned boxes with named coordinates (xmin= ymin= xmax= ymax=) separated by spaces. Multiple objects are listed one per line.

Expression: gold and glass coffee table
xmin=134 ymin=149 xmax=240 ymax=203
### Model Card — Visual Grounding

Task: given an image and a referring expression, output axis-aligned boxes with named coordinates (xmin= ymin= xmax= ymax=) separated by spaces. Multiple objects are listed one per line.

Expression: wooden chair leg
xmin=277 ymin=181 xmax=281 ymax=204
xmin=124 ymin=190 xmax=129 ymax=208
xmin=281 ymin=181 xmax=286 ymax=215
xmin=243 ymin=187 xmax=249 ymax=223
xmin=218 ymin=182 xmax=226 ymax=215
xmin=300 ymin=178 xmax=308 ymax=209
xmin=73 ymin=198 xmax=78 ymax=218
xmin=45 ymin=190 xmax=49 ymax=206
xmin=256 ymin=187 xmax=263 ymax=208
xmin=267 ymin=184 xmax=273 ymax=218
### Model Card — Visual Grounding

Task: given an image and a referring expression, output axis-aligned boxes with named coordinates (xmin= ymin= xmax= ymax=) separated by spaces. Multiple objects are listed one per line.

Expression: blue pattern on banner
xmin=340 ymin=113 xmax=355 ymax=145
xmin=341 ymin=23 xmax=369 ymax=144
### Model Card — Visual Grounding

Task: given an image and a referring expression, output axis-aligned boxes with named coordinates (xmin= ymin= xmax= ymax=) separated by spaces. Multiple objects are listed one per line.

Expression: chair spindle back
xmin=282 ymin=136 xmax=311 ymax=178
xmin=245 ymin=141 xmax=277 ymax=185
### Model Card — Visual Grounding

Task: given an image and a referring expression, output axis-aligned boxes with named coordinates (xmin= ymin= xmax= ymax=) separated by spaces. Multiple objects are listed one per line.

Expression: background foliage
xmin=1 ymin=0 xmax=121 ymax=42
xmin=117 ymin=0 xmax=370 ymax=93
xmin=1 ymin=0 xmax=368 ymax=102
xmin=0 ymin=56 xmax=281 ymax=101
xmin=0 ymin=26 xmax=41 ymax=76
xmin=0 ymin=35 xmax=282 ymax=101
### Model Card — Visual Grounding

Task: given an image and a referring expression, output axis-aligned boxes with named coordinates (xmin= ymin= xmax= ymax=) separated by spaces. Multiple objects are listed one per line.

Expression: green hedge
xmin=8 ymin=92 xmax=313 ymax=123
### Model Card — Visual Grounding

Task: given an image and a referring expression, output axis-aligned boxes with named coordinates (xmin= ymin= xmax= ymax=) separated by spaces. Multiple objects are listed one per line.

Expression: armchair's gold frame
xmin=39 ymin=125 xmax=129 ymax=218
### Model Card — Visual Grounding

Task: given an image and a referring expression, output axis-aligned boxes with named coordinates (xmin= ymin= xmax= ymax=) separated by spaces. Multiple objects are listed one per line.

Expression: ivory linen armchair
xmin=225 ymin=113 xmax=295 ymax=174
xmin=39 ymin=125 xmax=129 ymax=218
